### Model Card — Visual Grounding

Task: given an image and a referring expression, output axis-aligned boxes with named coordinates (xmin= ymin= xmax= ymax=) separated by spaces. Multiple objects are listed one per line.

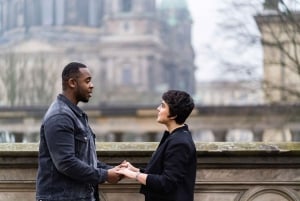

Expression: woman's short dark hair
xmin=62 ymin=62 xmax=87 ymax=90
xmin=162 ymin=90 xmax=194 ymax=124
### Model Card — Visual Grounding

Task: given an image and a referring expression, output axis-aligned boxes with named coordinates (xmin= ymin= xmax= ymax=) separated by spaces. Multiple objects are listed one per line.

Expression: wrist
xmin=135 ymin=172 xmax=141 ymax=181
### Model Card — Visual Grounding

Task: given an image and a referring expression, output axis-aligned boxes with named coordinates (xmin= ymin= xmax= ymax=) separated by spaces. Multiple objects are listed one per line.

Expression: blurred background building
xmin=0 ymin=0 xmax=300 ymax=143
xmin=0 ymin=0 xmax=195 ymax=106
xmin=255 ymin=0 xmax=300 ymax=104
xmin=195 ymin=81 xmax=264 ymax=105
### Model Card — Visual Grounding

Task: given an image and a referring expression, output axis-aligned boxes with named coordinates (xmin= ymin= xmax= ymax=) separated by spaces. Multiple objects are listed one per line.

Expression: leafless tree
xmin=0 ymin=53 xmax=59 ymax=106
xmin=214 ymin=0 xmax=300 ymax=103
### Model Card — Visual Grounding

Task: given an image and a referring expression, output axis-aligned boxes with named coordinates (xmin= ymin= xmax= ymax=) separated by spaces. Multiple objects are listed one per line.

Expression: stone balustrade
xmin=1 ymin=104 xmax=300 ymax=142
xmin=0 ymin=142 xmax=299 ymax=201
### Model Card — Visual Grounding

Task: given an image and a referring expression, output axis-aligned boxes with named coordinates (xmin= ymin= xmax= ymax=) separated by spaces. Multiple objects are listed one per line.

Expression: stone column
xmin=114 ymin=132 xmax=123 ymax=142
xmin=290 ymin=129 xmax=300 ymax=141
xmin=211 ymin=129 xmax=227 ymax=142
xmin=252 ymin=128 xmax=264 ymax=141
xmin=145 ymin=132 xmax=158 ymax=142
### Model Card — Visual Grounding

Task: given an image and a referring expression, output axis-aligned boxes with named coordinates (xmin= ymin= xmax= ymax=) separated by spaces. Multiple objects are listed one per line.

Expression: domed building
xmin=0 ymin=0 xmax=195 ymax=106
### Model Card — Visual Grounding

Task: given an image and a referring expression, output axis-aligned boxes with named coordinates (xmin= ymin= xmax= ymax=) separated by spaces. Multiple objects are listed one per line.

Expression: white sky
xmin=187 ymin=0 xmax=221 ymax=81
xmin=186 ymin=0 xmax=263 ymax=81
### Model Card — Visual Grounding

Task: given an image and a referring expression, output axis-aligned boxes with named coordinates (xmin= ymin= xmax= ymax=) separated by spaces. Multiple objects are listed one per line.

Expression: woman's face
xmin=156 ymin=100 xmax=171 ymax=124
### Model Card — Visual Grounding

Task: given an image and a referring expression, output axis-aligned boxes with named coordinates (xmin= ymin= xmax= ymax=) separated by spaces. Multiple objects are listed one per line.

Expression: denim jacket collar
xmin=58 ymin=94 xmax=85 ymax=117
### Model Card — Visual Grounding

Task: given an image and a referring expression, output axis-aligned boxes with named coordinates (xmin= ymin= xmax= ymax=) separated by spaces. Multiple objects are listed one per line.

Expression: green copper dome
xmin=159 ymin=0 xmax=188 ymax=10
xmin=158 ymin=0 xmax=191 ymax=27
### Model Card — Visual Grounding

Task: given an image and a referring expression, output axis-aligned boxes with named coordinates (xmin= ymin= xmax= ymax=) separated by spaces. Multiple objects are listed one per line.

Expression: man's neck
xmin=62 ymin=91 xmax=78 ymax=105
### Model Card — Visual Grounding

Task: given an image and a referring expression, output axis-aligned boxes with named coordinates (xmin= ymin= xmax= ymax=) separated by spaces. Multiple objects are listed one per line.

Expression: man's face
xmin=74 ymin=68 xmax=94 ymax=103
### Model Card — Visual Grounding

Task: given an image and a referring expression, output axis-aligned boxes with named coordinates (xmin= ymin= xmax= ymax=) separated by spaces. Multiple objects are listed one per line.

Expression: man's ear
xmin=68 ymin=78 xmax=77 ymax=89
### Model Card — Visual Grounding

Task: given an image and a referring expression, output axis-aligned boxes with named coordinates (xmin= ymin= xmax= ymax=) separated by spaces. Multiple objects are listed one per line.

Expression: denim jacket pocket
xmin=74 ymin=129 xmax=89 ymax=159
xmin=74 ymin=131 xmax=89 ymax=142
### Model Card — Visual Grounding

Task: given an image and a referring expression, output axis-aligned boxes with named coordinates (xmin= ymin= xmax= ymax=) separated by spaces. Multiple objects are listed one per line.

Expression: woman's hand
xmin=116 ymin=167 xmax=137 ymax=179
xmin=119 ymin=160 xmax=139 ymax=172
xmin=116 ymin=167 xmax=147 ymax=185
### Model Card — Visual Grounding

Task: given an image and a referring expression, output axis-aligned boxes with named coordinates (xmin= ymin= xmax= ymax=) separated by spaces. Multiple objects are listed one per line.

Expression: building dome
xmin=158 ymin=0 xmax=190 ymax=26
xmin=159 ymin=0 xmax=188 ymax=10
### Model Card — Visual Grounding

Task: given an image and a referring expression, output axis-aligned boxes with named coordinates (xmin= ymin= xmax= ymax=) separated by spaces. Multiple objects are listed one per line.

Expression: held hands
xmin=107 ymin=160 xmax=139 ymax=184
xmin=107 ymin=160 xmax=143 ymax=183
xmin=115 ymin=167 xmax=137 ymax=180
xmin=106 ymin=161 xmax=131 ymax=184
xmin=116 ymin=160 xmax=140 ymax=180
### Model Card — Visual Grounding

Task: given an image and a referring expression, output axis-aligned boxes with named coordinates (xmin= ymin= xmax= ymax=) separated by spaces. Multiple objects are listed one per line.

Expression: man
xmin=117 ymin=90 xmax=197 ymax=201
xmin=36 ymin=62 xmax=120 ymax=201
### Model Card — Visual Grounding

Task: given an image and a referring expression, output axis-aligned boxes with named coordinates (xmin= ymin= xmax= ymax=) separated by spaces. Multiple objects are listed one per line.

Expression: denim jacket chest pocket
xmin=74 ymin=128 xmax=90 ymax=160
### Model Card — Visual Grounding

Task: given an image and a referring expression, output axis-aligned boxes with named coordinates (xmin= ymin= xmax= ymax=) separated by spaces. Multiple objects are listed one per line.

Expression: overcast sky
xmin=186 ymin=0 xmax=263 ymax=82
xmin=187 ymin=0 xmax=221 ymax=81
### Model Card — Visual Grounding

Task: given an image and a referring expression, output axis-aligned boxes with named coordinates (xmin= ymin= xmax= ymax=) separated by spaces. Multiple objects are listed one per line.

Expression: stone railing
xmin=1 ymin=104 xmax=300 ymax=143
xmin=0 ymin=142 xmax=299 ymax=201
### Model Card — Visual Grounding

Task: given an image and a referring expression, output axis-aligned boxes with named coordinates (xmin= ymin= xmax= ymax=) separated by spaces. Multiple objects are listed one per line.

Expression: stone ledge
xmin=0 ymin=142 xmax=299 ymax=156
xmin=0 ymin=142 xmax=299 ymax=201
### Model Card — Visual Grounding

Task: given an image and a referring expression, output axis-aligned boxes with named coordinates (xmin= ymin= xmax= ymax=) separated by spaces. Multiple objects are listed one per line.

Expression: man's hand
xmin=106 ymin=166 xmax=122 ymax=184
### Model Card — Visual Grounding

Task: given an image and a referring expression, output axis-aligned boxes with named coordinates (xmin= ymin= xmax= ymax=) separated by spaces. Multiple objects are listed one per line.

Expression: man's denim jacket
xmin=36 ymin=94 xmax=110 ymax=201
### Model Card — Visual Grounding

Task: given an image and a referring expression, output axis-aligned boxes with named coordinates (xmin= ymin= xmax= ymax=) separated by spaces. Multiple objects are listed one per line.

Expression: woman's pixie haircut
xmin=162 ymin=90 xmax=194 ymax=124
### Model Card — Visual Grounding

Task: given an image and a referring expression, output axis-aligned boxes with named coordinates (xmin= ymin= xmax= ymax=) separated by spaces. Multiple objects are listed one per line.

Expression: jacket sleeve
xmin=145 ymin=140 xmax=192 ymax=193
xmin=97 ymin=160 xmax=113 ymax=169
xmin=44 ymin=114 xmax=108 ymax=185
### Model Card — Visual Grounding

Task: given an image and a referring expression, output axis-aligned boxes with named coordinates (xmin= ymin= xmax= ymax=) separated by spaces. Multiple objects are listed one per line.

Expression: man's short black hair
xmin=62 ymin=62 xmax=87 ymax=90
xmin=162 ymin=90 xmax=194 ymax=124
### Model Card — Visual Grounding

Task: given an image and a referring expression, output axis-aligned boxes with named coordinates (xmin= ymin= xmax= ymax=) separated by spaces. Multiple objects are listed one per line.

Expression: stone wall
xmin=0 ymin=142 xmax=299 ymax=201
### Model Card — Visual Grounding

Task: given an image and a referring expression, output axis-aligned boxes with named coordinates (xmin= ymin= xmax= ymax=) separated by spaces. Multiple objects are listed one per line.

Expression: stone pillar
xmin=262 ymin=128 xmax=292 ymax=142
xmin=252 ymin=128 xmax=264 ymax=141
xmin=211 ymin=129 xmax=227 ymax=142
xmin=145 ymin=132 xmax=158 ymax=142
xmin=290 ymin=129 xmax=300 ymax=141
xmin=114 ymin=132 xmax=123 ymax=142
xmin=192 ymin=130 xmax=215 ymax=142
xmin=225 ymin=129 xmax=254 ymax=142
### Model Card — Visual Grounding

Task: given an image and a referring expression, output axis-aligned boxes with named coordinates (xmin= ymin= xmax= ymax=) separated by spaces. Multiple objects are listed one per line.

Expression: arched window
xmin=7 ymin=1 xmax=17 ymax=29
xmin=24 ymin=0 xmax=41 ymax=29
xmin=64 ymin=0 xmax=77 ymax=25
xmin=55 ymin=0 xmax=65 ymax=25
xmin=122 ymin=65 xmax=132 ymax=85
xmin=77 ymin=0 xmax=89 ymax=25
xmin=65 ymin=0 xmax=88 ymax=26
xmin=121 ymin=0 xmax=132 ymax=12
xmin=41 ymin=0 xmax=54 ymax=25
xmin=88 ymin=0 xmax=102 ymax=27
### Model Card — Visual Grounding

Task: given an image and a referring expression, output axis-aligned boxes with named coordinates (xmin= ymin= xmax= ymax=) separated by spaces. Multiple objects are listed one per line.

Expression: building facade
xmin=195 ymin=81 xmax=264 ymax=106
xmin=0 ymin=0 xmax=195 ymax=106
xmin=255 ymin=0 xmax=300 ymax=104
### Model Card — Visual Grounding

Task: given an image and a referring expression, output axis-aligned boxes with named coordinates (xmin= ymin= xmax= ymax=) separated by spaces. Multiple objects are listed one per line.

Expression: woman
xmin=117 ymin=90 xmax=197 ymax=201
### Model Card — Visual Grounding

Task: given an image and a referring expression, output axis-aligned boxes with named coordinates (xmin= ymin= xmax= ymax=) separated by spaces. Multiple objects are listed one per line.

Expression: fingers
xmin=115 ymin=168 xmax=135 ymax=179
xmin=118 ymin=160 xmax=130 ymax=168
